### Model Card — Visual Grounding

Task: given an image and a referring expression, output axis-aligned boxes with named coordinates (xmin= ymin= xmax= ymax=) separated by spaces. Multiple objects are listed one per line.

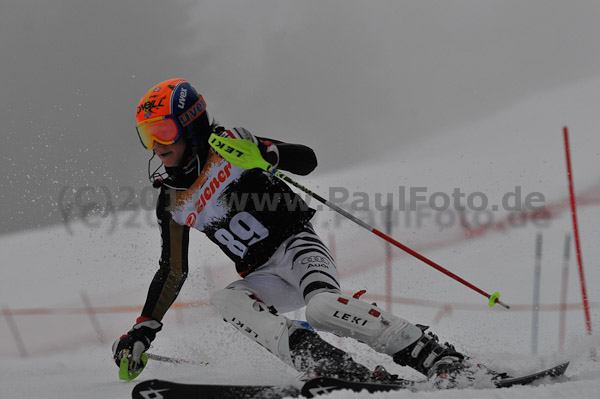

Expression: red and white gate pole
xmin=563 ymin=126 xmax=592 ymax=335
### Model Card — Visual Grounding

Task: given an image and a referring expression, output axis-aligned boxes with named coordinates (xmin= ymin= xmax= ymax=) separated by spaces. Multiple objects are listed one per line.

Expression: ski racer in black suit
xmin=112 ymin=78 xmax=502 ymax=388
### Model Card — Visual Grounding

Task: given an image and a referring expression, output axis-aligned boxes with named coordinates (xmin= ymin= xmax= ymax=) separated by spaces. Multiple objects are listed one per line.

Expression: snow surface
xmin=3 ymin=75 xmax=600 ymax=398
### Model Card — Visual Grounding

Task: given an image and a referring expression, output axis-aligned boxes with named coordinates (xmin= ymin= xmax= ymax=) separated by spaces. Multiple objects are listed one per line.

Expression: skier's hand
xmin=257 ymin=139 xmax=279 ymax=167
xmin=112 ymin=318 xmax=162 ymax=378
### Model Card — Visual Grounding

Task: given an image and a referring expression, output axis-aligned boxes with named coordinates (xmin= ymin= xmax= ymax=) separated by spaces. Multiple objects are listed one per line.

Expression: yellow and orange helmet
xmin=135 ymin=78 xmax=210 ymax=150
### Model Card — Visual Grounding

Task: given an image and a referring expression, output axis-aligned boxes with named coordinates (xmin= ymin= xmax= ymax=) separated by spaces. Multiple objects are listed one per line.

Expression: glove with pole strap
xmin=257 ymin=139 xmax=279 ymax=167
xmin=112 ymin=317 xmax=163 ymax=381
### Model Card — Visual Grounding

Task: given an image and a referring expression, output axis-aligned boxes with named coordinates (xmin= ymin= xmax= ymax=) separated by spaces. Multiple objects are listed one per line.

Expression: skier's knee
xmin=303 ymin=283 xmax=340 ymax=305
xmin=211 ymin=287 xmax=263 ymax=316
xmin=305 ymin=292 xmax=423 ymax=355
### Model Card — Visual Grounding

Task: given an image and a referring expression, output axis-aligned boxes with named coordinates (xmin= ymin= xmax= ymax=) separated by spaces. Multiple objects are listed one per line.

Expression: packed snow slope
xmin=2 ymin=75 xmax=600 ymax=398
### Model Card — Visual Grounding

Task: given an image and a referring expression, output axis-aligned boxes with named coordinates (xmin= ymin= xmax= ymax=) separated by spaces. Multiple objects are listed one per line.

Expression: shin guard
xmin=211 ymin=288 xmax=294 ymax=365
xmin=305 ymin=292 xmax=422 ymax=356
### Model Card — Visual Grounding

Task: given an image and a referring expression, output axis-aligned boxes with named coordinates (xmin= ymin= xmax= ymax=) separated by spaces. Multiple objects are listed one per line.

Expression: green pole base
xmin=489 ymin=292 xmax=501 ymax=308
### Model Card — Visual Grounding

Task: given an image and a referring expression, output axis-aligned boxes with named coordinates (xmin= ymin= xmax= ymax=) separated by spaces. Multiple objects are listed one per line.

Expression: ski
xmin=131 ymin=376 xmax=414 ymax=399
xmin=131 ymin=379 xmax=301 ymax=399
xmin=300 ymin=376 xmax=415 ymax=397
xmin=494 ymin=361 xmax=569 ymax=388
xmin=131 ymin=362 xmax=569 ymax=398
xmin=302 ymin=361 xmax=570 ymax=395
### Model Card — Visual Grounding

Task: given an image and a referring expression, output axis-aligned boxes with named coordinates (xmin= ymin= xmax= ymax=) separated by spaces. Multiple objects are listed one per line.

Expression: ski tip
xmin=555 ymin=361 xmax=570 ymax=374
xmin=494 ymin=361 xmax=570 ymax=388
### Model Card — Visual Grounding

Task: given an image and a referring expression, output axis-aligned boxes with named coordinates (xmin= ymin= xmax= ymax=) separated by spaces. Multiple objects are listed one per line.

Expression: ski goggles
xmin=136 ymin=115 xmax=184 ymax=150
xmin=136 ymin=96 xmax=207 ymax=150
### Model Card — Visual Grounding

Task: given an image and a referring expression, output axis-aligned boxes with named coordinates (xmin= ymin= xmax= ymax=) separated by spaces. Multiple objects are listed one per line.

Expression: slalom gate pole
xmin=209 ymin=134 xmax=510 ymax=309
xmin=80 ymin=290 xmax=107 ymax=345
xmin=559 ymin=233 xmax=571 ymax=351
xmin=1 ymin=306 xmax=28 ymax=358
xmin=531 ymin=232 xmax=542 ymax=355
xmin=385 ymin=204 xmax=393 ymax=312
xmin=328 ymin=232 xmax=337 ymax=265
xmin=563 ymin=127 xmax=593 ymax=334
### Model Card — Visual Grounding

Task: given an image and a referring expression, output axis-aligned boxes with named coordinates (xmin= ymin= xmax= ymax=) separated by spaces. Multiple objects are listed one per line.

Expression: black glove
xmin=112 ymin=318 xmax=162 ymax=371
xmin=258 ymin=139 xmax=279 ymax=167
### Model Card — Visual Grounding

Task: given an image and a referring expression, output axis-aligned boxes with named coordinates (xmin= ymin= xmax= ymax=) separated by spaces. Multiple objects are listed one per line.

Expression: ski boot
xmin=392 ymin=327 xmax=508 ymax=389
xmin=289 ymin=328 xmax=397 ymax=384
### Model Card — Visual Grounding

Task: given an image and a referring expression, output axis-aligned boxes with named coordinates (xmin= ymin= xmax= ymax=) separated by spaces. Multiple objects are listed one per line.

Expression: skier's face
xmin=154 ymin=140 xmax=187 ymax=167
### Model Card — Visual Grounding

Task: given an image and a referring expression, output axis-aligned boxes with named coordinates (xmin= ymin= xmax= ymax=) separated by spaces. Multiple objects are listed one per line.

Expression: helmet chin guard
xmin=147 ymin=146 xmax=202 ymax=191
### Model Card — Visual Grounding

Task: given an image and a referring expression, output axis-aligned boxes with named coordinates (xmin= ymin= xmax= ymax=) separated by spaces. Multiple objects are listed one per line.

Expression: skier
xmin=112 ymin=78 xmax=499 ymax=388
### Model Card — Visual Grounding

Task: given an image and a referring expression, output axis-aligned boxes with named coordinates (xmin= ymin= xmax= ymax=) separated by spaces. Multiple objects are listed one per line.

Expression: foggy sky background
xmin=2 ymin=0 xmax=600 ymax=235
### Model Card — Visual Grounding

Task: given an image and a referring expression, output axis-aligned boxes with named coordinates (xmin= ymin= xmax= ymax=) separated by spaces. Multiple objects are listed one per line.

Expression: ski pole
xmin=147 ymin=352 xmax=209 ymax=366
xmin=208 ymin=134 xmax=510 ymax=309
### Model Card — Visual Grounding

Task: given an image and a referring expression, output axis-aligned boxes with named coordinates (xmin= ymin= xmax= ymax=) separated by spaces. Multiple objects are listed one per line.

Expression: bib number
xmin=215 ymin=212 xmax=269 ymax=258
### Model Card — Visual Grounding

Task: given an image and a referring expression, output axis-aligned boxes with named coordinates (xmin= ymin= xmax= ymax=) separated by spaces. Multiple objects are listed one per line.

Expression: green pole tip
xmin=489 ymin=292 xmax=501 ymax=308
xmin=118 ymin=357 xmax=131 ymax=381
